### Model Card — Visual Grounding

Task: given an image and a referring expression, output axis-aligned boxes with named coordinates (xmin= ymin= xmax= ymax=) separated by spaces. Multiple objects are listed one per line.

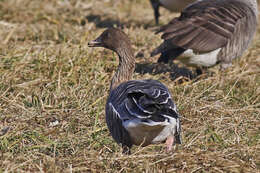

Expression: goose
xmin=151 ymin=0 xmax=258 ymax=70
xmin=150 ymin=0 xmax=196 ymax=24
xmin=88 ymin=28 xmax=182 ymax=154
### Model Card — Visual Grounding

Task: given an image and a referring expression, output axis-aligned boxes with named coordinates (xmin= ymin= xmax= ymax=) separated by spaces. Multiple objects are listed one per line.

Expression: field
xmin=0 ymin=0 xmax=259 ymax=172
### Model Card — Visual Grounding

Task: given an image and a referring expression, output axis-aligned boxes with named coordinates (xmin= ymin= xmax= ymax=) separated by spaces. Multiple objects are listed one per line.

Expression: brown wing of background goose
xmin=151 ymin=0 xmax=258 ymax=63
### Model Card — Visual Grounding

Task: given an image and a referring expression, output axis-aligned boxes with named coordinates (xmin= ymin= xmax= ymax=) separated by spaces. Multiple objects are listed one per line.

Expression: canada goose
xmin=150 ymin=0 xmax=196 ymax=24
xmin=151 ymin=0 xmax=258 ymax=69
xmin=88 ymin=28 xmax=181 ymax=154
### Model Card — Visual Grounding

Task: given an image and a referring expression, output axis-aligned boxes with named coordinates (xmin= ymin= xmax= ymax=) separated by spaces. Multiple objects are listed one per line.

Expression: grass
xmin=0 ymin=0 xmax=259 ymax=172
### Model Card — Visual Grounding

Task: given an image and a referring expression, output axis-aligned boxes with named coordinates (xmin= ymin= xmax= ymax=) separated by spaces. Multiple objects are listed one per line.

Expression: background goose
xmin=150 ymin=0 xmax=196 ymax=24
xmin=151 ymin=0 xmax=258 ymax=69
xmin=88 ymin=28 xmax=181 ymax=154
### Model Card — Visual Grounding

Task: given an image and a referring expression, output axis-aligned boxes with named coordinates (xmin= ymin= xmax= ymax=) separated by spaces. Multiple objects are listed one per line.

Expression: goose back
xmin=106 ymin=79 xmax=181 ymax=147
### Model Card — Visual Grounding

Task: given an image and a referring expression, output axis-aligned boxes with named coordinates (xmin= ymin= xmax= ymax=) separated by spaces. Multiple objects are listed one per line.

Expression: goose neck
xmin=110 ymin=47 xmax=135 ymax=90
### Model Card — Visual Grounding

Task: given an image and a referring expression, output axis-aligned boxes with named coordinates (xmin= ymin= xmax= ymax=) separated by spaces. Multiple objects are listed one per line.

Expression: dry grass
xmin=0 ymin=0 xmax=259 ymax=172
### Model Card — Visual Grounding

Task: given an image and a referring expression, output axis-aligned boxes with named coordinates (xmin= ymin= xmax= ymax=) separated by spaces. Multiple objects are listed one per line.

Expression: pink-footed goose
xmin=150 ymin=0 xmax=196 ymax=24
xmin=151 ymin=0 xmax=258 ymax=69
xmin=88 ymin=28 xmax=181 ymax=154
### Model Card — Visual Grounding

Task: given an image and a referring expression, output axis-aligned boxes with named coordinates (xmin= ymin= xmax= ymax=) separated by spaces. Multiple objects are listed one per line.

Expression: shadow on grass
xmin=86 ymin=14 xmax=121 ymax=28
xmin=135 ymin=62 xmax=198 ymax=82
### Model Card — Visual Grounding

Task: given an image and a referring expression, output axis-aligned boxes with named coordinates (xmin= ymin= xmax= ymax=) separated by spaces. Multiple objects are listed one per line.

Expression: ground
xmin=0 ymin=0 xmax=259 ymax=172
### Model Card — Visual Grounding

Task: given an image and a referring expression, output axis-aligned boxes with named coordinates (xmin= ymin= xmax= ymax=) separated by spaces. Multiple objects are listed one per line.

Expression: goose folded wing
xmin=155 ymin=0 xmax=252 ymax=53
xmin=116 ymin=85 xmax=178 ymax=123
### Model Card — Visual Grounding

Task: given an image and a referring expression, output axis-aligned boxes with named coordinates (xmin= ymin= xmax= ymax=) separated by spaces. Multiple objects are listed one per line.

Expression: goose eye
xmin=106 ymin=32 xmax=111 ymax=38
xmin=101 ymin=31 xmax=110 ymax=39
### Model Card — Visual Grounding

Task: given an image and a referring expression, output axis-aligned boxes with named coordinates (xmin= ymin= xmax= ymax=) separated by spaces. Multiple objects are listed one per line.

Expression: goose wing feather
xmin=106 ymin=102 xmax=133 ymax=148
xmin=152 ymin=0 xmax=255 ymax=55
xmin=109 ymin=80 xmax=179 ymax=121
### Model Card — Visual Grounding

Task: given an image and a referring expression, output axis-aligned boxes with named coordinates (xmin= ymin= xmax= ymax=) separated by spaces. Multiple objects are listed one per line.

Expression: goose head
xmin=88 ymin=28 xmax=132 ymax=53
xmin=88 ymin=28 xmax=135 ymax=90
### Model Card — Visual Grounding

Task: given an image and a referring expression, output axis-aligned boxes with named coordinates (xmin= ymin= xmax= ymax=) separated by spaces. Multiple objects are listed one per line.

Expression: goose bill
xmin=88 ymin=37 xmax=103 ymax=47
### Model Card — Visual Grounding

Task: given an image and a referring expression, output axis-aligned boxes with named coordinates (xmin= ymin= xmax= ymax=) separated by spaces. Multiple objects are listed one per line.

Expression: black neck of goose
xmin=110 ymin=46 xmax=135 ymax=90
